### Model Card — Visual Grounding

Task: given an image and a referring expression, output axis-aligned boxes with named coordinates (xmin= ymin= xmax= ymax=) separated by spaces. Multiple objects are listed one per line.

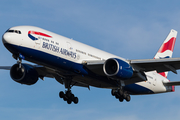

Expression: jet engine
xmin=103 ymin=58 xmax=133 ymax=79
xmin=10 ymin=63 xmax=39 ymax=85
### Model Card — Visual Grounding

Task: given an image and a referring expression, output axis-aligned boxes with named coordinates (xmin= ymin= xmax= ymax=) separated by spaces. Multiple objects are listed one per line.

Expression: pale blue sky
xmin=1 ymin=0 xmax=180 ymax=120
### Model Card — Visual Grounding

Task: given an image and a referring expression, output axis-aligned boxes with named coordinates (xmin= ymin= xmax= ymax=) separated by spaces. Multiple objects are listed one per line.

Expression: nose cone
xmin=2 ymin=33 xmax=12 ymax=44
xmin=2 ymin=33 xmax=18 ymax=54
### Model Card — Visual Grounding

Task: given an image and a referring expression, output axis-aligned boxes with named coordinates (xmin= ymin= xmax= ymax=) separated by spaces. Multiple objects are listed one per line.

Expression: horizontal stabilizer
xmin=163 ymin=81 xmax=180 ymax=86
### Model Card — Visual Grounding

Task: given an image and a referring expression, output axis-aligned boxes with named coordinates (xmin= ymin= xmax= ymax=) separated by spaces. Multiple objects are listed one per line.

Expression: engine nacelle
xmin=103 ymin=58 xmax=133 ymax=79
xmin=10 ymin=63 xmax=39 ymax=85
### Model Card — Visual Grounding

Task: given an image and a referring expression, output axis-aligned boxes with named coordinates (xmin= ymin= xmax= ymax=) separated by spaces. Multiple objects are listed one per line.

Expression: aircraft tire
xmin=67 ymin=99 xmax=72 ymax=104
xmin=70 ymin=94 xmax=75 ymax=100
xmin=59 ymin=91 xmax=64 ymax=98
xmin=123 ymin=92 xmax=127 ymax=99
xmin=115 ymin=93 xmax=120 ymax=99
xmin=63 ymin=96 xmax=68 ymax=101
xmin=73 ymin=97 xmax=79 ymax=104
xmin=111 ymin=89 xmax=116 ymax=96
xmin=125 ymin=94 xmax=131 ymax=102
xmin=66 ymin=91 xmax=71 ymax=98
xmin=119 ymin=97 xmax=124 ymax=102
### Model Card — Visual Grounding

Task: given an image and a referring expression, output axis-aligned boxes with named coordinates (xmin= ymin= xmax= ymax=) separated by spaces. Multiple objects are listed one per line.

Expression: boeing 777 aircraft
xmin=1 ymin=26 xmax=180 ymax=104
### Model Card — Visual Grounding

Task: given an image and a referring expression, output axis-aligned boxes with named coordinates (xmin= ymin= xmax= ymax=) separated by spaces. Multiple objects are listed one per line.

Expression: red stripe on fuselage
xmin=28 ymin=31 xmax=52 ymax=38
xmin=158 ymin=37 xmax=176 ymax=53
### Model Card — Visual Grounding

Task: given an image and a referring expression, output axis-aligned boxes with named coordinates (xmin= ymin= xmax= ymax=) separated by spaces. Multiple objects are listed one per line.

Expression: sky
xmin=1 ymin=0 xmax=180 ymax=120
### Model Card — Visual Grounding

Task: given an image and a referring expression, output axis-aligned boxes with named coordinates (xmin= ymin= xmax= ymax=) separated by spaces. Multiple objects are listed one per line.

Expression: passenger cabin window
xmin=6 ymin=29 xmax=21 ymax=34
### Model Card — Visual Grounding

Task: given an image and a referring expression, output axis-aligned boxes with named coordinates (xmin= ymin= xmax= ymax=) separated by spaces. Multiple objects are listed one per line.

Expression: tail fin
xmin=154 ymin=29 xmax=177 ymax=78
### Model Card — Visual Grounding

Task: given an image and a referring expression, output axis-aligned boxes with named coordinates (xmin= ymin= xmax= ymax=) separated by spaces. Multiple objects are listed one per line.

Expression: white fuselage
xmin=2 ymin=26 xmax=173 ymax=95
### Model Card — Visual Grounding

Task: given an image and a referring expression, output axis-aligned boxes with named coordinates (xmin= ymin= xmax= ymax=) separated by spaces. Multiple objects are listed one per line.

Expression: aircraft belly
xmin=73 ymin=75 xmax=118 ymax=89
xmin=124 ymin=83 xmax=154 ymax=95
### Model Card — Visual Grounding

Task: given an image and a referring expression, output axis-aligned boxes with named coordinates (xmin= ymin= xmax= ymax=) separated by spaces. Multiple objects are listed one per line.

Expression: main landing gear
xmin=59 ymin=90 xmax=78 ymax=104
xmin=59 ymin=77 xmax=79 ymax=104
xmin=111 ymin=89 xmax=131 ymax=102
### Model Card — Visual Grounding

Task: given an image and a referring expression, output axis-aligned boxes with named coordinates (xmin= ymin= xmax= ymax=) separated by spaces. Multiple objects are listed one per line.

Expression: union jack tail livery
xmin=154 ymin=29 xmax=177 ymax=78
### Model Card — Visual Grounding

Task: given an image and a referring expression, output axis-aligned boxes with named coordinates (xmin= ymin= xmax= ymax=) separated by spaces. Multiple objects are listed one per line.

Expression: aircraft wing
xmin=84 ymin=58 xmax=180 ymax=75
xmin=83 ymin=60 xmax=147 ymax=85
xmin=0 ymin=64 xmax=90 ymax=88
xmin=0 ymin=65 xmax=55 ymax=78
xmin=129 ymin=58 xmax=180 ymax=74
xmin=83 ymin=58 xmax=180 ymax=85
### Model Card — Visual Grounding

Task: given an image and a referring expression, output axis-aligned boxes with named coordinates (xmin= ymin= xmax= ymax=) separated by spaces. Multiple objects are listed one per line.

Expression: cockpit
xmin=6 ymin=29 xmax=21 ymax=34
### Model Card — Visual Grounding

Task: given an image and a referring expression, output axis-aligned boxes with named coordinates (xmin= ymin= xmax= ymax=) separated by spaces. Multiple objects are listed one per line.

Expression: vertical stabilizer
xmin=154 ymin=29 xmax=177 ymax=78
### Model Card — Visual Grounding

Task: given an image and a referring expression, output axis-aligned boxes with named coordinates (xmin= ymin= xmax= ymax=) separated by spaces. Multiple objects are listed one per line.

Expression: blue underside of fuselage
xmin=124 ymin=84 xmax=154 ymax=95
xmin=4 ymin=43 xmax=154 ymax=95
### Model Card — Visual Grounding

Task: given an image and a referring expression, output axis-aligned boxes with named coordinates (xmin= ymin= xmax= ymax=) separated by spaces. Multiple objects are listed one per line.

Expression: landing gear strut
xmin=59 ymin=77 xmax=79 ymax=104
xmin=111 ymin=89 xmax=131 ymax=102
xmin=13 ymin=53 xmax=24 ymax=69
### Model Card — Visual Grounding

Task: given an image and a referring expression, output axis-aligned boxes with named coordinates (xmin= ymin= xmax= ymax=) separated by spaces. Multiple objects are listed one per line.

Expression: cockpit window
xmin=6 ymin=29 xmax=21 ymax=34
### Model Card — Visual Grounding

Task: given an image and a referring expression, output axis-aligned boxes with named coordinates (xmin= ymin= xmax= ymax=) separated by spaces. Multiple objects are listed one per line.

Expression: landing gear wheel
xmin=123 ymin=92 xmax=127 ymax=98
xmin=66 ymin=91 xmax=71 ymax=98
xmin=115 ymin=93 xmax=120 ymax=99
xmin=59 ymin=90 xmax=79 ymax=104
xmin=73 ymin=97 xmax=79 ymax=104
xmin=119 ymin=97 xmax=124 ymax=102
xmin=111 ymin=88 xmax=131 ymax=103
xmin=59 ymin=91 xmax=64 ymax=98
xmin=63 ymin=95 xmax=68 ymax=101
xmin=125 ymin=94 xmax=131 ymax=102
xmin=70 ymin=94 xmax=75 ymax=100
xmin=67 ymin=99 xmax=72 ymax=104
xmin=111 ymin=89 xmax=116 ymax=96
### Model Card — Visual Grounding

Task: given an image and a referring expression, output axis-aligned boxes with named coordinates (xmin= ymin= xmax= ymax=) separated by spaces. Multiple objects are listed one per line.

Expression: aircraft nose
xmin=2 ymin=33 xmax=12 ymax=44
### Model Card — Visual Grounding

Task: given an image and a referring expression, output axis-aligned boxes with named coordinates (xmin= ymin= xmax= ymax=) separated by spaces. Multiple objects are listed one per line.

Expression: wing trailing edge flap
xmin=163 ymin=81 xmax=180 ymax=86
xmin=33 ymin=65 xmax=55 ymax=78
xmin=129 ymin=58 xmax=180 ymax=74
xmin=0 ymin=64 xmax=89 ymax=88
xmin=53 ymin=73 xmax=90 ymax=89
xmin=0 ymin=65 xmax=55 ymax=78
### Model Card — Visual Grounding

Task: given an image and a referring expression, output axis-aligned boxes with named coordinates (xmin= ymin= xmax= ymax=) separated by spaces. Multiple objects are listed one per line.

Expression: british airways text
xmin=42 ymin=42 xmax=76 ymax=59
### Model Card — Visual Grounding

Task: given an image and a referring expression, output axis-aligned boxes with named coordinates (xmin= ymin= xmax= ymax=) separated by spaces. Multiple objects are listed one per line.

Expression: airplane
xmin=1 ymin=26 xmax=180 ymax=104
